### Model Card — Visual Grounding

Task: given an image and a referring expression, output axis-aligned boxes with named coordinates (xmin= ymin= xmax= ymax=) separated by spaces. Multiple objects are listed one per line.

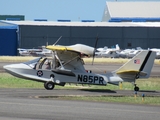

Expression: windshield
xmin=24 ymin=57 xmax=42 ymax=69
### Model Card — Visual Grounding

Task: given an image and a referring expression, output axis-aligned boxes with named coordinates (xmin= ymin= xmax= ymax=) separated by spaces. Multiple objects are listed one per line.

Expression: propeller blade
xmin=92 ymin=35 xmax=99 ymax=65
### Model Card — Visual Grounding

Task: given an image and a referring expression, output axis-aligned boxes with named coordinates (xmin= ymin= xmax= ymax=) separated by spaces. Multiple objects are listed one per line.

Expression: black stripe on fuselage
xmin=139 ymin=51 xmax=152 ymax=71
xmin=52 ymin=69 xmax=76 ymax=77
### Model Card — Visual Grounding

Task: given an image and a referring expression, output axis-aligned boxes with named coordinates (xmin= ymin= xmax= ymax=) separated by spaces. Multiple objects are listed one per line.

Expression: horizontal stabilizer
xmin=117 ymin=70 xmax=147 ymax=76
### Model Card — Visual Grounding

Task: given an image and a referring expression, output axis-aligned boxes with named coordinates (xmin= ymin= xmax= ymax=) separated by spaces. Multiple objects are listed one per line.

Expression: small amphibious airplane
xmin=4 ymin=44 xmax=156 ymax=91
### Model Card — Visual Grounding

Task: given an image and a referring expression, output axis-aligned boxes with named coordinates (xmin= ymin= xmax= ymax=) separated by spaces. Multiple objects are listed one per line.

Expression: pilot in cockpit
xmin=45 ymin=60 xmax=51 ymax=69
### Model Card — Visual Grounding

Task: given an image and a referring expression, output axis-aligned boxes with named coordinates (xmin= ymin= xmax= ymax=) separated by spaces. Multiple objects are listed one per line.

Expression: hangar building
xmin=102 ymin=2 xmax=160 ymax=22
xmin=0 ymin=21 xmax=18 ymax=55
xmin=1 ymin=1 xmax=160 ymax=56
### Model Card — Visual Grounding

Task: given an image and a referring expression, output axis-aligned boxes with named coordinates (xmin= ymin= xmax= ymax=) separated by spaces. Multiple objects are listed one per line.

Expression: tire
xmin=44 ymin=81 xmax=55 ymax=90
xmin=134 ymin=86 xmax=139 ymax=91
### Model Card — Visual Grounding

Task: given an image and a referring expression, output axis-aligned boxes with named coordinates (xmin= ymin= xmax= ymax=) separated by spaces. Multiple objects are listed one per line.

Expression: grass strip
xmin=0 ymin=73 xmax=160 ymax=105
xmin=55 ymin=96 xmax=160 ymax=105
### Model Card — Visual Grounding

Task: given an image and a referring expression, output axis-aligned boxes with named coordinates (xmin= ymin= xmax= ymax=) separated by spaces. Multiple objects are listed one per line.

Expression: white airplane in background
xmin=97 ymin=44 xmax=120 ymax=52
xmin=4 ymin=44 xmax=156 ymax=91
xmin=18 ymin=46 xmax=52 ymax=57
xmin=119 ymin=47 xmax=143 ymax=58
xmin=17 ymin=48 xmax=30 ymax=56
xmin=150 ymin=48 xmax=160 ymax=59
xmin=156 ymin=52 xmax=160 ymax=59
xmin=96 ymin=51 xmax=120 ymax=58
xmin=119 ymin=49 xmax=133 ymax=58
xmin=127 ymin=49 xmax=141 ymax=58
xmin=97 ymin=46 xmax=108 ymax=52
xmin=17 ymin=48 xmax=42 ymax=56
xmin=35 ymin=46 xmax=52 ymax=57
xmin=96 ymin=44 xmax=120 ymax=58
xmin=150 ymin=48 xmax=160 ymax=52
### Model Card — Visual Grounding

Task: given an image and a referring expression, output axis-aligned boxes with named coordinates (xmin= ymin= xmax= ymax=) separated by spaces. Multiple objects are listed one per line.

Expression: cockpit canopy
xmin=24 ymin=57 xmax=53 ymax=70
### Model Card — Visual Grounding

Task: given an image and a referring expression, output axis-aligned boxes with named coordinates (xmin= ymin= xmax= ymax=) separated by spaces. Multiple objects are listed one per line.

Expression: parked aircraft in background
xmin=119 ymin=47 xmax=143 ymax=58
xmin=119 ymin=49 xmax=133 ymax=58
xmin=96 ymin=51 xmax=120 ymax=58
xmin=35 ymin=46 xmax=52 ymax=57
xmin=97 ymin=44 xmax=120 ymax=52
xmin=4 ymin=43 xmax=156 ymax=91
xmin=96 ymin=44 xmax=120 ymax=58
xmin=156 ymin=52 xmax=160 ymax=59
xmin=17 ymin=48 xmax=42 ymax=56
xmin=18 ymin=46 xmax=52 ymax=57
xmin=149 ymin=48 xmax=160 ymax=59
xmin=127 ymin=49 xmax=142 ymax=58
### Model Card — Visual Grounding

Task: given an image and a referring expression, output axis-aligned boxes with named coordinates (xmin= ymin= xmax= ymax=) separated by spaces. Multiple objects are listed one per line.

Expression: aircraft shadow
xmin=79 ymin=89 xmax=116 ymax=93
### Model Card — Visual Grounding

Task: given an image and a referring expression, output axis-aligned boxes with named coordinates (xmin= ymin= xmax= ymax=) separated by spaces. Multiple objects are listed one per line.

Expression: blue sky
xmin=0 ymin=0 xmax=160 ymax=22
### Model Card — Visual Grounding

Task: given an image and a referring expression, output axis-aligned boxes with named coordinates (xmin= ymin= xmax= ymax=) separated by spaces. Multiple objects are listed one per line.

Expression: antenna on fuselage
xmin=53 ymin=36 xmax=62 ymax=46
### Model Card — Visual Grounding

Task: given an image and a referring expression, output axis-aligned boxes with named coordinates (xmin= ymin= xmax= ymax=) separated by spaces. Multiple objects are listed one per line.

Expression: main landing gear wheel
xmin=134 ymin=84 xmax=139 ymax=91
xmin=44 ymin=81 xmax=55 ymax=90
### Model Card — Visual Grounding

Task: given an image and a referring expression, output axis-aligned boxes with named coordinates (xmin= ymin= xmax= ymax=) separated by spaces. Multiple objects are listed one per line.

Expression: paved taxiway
xmin=0 ymin=88 xmax=160 ymax=120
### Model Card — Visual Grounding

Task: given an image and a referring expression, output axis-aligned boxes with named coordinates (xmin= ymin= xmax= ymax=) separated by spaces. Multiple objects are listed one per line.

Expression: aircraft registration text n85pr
xmin=77 ymin=74 xmax=105 ymax=85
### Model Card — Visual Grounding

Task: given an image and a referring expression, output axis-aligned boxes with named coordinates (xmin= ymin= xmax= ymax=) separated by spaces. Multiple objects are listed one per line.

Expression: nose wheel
xmin=44 ymin=81 xmax=55 ymax=90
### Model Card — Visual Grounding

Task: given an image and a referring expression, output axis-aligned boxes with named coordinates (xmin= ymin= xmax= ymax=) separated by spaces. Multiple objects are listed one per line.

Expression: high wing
xmin=46 ymin=44 xmax=94 ymax=73
xmin=46 ymin=44 xmax=94 ymax=56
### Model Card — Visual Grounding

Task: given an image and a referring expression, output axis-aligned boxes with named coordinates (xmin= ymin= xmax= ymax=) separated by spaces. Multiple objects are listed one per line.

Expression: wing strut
xmin=54 ymin=52 xmax=65 ymax=70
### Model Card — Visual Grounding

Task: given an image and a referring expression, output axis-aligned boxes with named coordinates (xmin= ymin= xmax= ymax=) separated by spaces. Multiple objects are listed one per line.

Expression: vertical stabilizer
xmin=116 ymin=51 xmax=156 ymax=82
